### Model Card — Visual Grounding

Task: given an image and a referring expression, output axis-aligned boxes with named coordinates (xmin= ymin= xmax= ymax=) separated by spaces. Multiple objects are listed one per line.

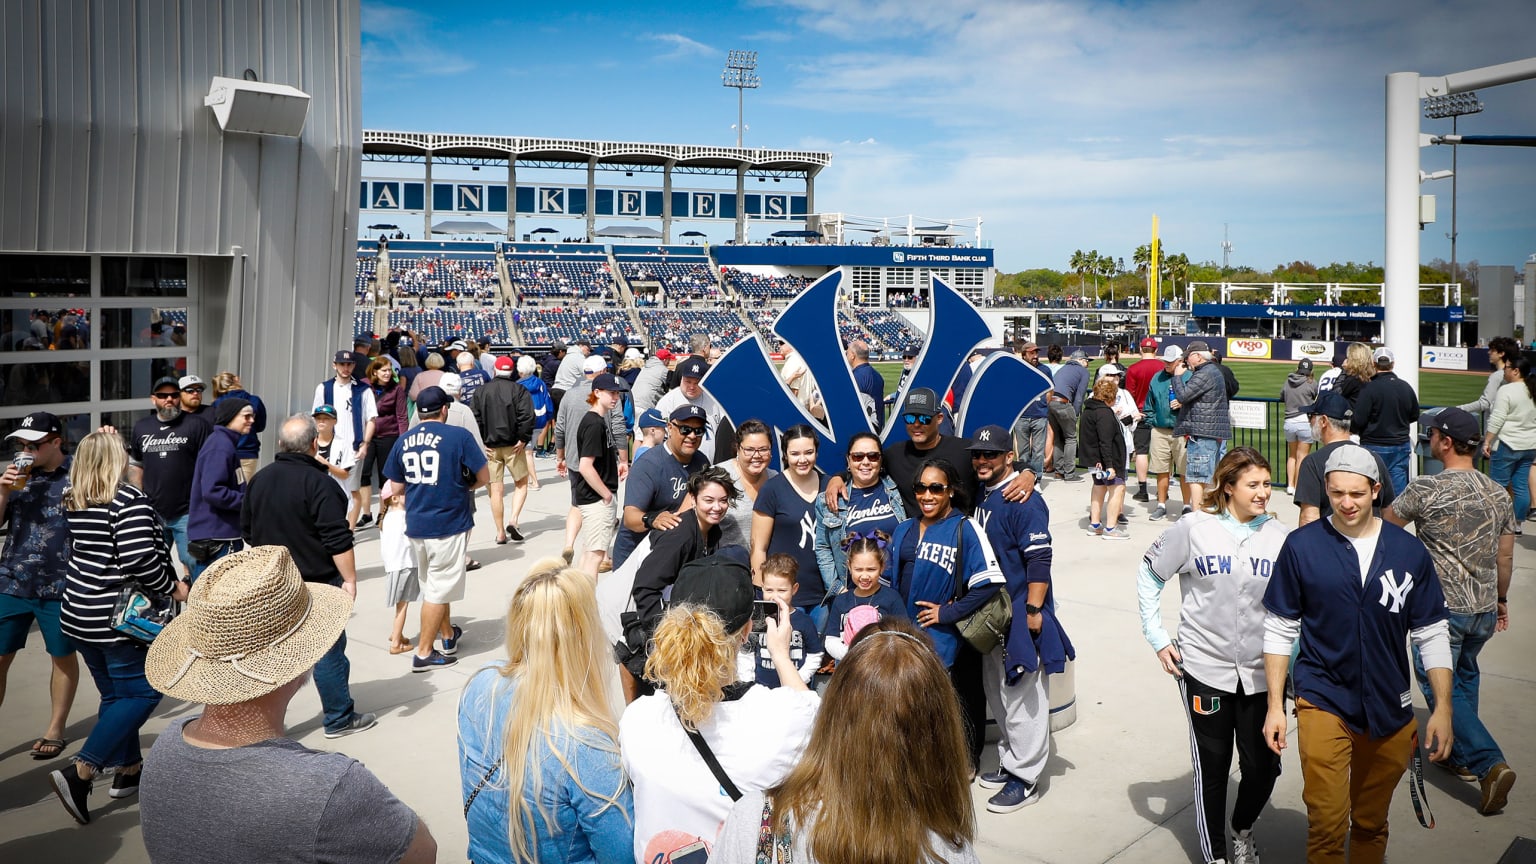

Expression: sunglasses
xmin=672 ymin=423 xmax=706 ymax=437
xmin=903 ymin=413 xmax=935 ymax=426
xmin=848 ymin=451 xmax=882 ymax=462
xmin=182 ymin=387 xmax=205 ymax=394
xmin=152 ymin=392 xmax=180 ymax=400
xmin=15 ymin=437 xmax=56 ymax=452
xmin=912 ymin=481 xmax=950 ymax=495
xmin=970 ymin=450 xmax=1008 ymax=460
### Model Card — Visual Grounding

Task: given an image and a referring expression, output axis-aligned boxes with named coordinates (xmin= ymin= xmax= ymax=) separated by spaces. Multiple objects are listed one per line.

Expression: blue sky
xmin=360 ymin=0 xmax=1536 ymax=274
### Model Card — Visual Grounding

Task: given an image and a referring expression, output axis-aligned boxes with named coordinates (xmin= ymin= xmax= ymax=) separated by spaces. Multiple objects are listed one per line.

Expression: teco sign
xmin=1226 ymin=338 xmax=1272 ymax=359
xmin=1420 ymin=346 xmax=1468 ymax=371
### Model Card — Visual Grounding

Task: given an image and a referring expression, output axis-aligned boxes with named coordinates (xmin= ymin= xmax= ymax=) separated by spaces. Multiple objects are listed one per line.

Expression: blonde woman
xmin=620 ymin=564 xmax=817 ymax=864
xmin=711 ymin=617 xmax=981 ymax=864
xmin=50 ymin=432 xmax=188 ymax=825
xmin=210 ymin=371 xmax=267 ymax=478
xmin=1337 ymin=342 xmax=1374 ymax=407
xmin=458 ymin=560 xmax=633 ymax=864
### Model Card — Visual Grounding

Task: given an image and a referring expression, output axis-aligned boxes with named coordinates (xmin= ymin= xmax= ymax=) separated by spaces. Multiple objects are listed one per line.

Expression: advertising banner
xmin=1291 ymin=340 xmax=1333 ymax=362
xmin=1225 ymin=337 xmax=1272 ymax=359
xmin=1420 ymin=346 xmax=1468 ymax=371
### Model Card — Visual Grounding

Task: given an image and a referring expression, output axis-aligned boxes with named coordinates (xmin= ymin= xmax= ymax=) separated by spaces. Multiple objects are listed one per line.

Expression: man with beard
xmin=613 ymin=405 xmax=711 ymax=569
xmin=127 ymin=377 xmax=212 ymax=577
xmin=178 ymin=375 xmax=210 ymax=418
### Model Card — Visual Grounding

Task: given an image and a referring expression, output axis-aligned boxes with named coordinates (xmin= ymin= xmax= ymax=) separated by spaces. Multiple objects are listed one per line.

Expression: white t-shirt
xmin=379 ymin=508 xmax=413 ymax=572
xmin=620 ymin=684 xmax=819 ymax=864
xmin=654 ymin=387 xmax=728 ymax=462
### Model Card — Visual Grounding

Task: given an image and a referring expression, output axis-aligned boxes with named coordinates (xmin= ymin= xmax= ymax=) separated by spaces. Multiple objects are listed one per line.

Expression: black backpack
xmin=615 ymin=550 xmax=752 ymax=680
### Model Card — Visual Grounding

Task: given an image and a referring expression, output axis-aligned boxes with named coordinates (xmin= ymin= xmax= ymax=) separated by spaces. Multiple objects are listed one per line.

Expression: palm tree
xmin=1069 ymin=250 xmax=1088 ymax=294
xmin=1163 ymin=252 xmax=1190 ymax=302
xmin=1133 ymin=244 xmax=1151 ymax=275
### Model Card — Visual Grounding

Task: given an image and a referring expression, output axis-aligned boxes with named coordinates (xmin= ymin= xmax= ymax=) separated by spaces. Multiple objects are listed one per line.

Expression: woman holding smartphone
xmin=1136 ymin=447 xmax=1289 ymax=864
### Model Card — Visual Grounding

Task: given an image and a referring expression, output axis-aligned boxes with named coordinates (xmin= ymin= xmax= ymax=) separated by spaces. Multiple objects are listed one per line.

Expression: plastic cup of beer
xmin=11 ymin=452 xmax=34 ymax=491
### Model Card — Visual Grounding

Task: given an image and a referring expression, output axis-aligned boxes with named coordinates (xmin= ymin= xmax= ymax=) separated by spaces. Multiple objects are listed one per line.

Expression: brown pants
xmin=1295 ymin=697 xmax=1416 ymax=864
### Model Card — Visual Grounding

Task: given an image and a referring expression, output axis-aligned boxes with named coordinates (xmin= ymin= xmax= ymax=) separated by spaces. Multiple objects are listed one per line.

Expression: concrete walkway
xmin=1 ymin=459 xmax=1532 ymax=863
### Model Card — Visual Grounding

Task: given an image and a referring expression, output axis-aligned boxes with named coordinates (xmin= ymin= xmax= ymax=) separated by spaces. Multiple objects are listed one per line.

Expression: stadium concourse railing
xmin=1226 ymin=398 xmax=1448 ymax=488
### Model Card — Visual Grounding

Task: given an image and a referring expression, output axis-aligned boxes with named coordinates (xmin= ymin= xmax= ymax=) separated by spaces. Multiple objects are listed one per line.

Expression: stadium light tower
xmin=722 ymin=50 xmax=760 ymax=148
xmin=1422 ymin=92 xmax=1483 ymax=295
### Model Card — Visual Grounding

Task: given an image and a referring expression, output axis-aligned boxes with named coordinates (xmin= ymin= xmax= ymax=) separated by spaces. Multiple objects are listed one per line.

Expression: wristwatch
xmin=1024 ymin=604 xmax=1043 ymax=616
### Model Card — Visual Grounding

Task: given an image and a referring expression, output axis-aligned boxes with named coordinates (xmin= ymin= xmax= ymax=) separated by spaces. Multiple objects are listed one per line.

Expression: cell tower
xmin=1221 ymin=223 xmax=1233 ymax=271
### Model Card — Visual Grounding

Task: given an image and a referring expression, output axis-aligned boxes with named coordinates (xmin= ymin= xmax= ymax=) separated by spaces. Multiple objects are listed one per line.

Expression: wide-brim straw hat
xmin=146 ymin=545 xmax=352 ymax=704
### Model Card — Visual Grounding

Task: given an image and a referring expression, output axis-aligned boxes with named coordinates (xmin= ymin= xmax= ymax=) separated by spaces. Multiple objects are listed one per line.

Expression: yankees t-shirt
xmin=822 ymin=585 xmax=907 ymax=641
xmin=753 ymin=472 xmax=829 ymax=607
xmin=612 ymin=443 xmax=709 ymax=569
xmin=753 ymin=609 xmax=823 ymax=688
xmin=842 ymin=482 xmax=899 ymax=539
xmin=129 ymin=412 xmax=212 ymax=519
xmin=381 ymin=420 xmax=486 ymax=540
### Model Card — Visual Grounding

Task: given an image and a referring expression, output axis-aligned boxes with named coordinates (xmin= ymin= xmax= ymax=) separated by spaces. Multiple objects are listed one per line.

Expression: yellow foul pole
xmin=1149 ymin=215 xmax=1160 ymax=336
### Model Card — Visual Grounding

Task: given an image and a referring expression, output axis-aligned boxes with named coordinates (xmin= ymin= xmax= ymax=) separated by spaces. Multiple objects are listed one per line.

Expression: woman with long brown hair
xmin=357 ymin=356 xmax=408 ymax=528
xmin=1136 ymin=447 xmax=1289 ymax=864
xmin=711 ymin=617 xmax=980 ymax=864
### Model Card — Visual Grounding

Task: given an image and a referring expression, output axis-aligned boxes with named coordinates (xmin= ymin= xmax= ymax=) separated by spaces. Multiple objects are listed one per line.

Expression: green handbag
xmin=950 ymin=520 xmax=1012 ymax=654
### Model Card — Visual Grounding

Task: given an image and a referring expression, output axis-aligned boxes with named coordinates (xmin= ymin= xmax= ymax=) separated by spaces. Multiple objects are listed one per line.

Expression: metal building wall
xmin=0 ymin=0 xmax=362 ymax=421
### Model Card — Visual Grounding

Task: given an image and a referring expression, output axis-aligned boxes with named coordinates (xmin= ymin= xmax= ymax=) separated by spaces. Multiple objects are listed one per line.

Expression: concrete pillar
xmin=586 ymin=158 xmax=597 ymax=242
xmin=424 ymin=152 xmax=433 ymax=240
xmin=662 ymin=159 xmax=675 ymax=243
xmin=506 ymin=159 xmax=517 ymax=240
xmin=1384 ymin=71 xmax=1422 ymax=397
xmin=1524 ymin=261 xmax=1536 ymax=342
xmin=735 ymin=164 xmax=746 ymax=244
xmin=805 ymin=170 xmax=817 ymax=216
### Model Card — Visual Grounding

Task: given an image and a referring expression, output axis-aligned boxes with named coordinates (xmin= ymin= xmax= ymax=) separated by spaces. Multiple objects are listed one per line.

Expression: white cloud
xmin=648 ymin=32 xmax=716 ymax=60
xmin=361 ymin=3 xmax=475 ymax=77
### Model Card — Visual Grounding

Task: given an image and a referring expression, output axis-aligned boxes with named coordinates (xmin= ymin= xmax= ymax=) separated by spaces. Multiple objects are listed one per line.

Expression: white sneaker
xmin=1231 ymin=828 xmax=1260 ymax=864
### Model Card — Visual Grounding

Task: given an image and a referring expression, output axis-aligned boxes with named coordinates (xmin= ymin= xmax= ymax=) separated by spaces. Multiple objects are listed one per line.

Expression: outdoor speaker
xmin=204 ymin=76 xmax=311 ymax=137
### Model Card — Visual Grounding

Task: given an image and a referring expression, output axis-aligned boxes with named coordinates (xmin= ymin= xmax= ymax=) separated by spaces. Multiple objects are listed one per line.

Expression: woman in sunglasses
xmin=751 ymin=425 xmax=829 ymax=623
xmin=886 ymin=457 xmax=1005 ymax=774
xmin=814 ymin=432 xmax=907 ymax=599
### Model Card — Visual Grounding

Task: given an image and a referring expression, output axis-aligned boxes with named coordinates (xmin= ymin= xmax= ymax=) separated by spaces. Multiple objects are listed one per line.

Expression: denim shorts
xmin=1185 ymin=436 xmax=1222 ymax=484
xmin=0 ymin=593 xmax=74 ymax=657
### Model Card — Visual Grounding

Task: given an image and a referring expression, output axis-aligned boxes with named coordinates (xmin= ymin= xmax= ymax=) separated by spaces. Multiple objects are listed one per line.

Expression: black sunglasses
xmin=848 ymin=451 xmax=882 ymax=462
xmin=912 ymin=481 xmax=949 ymax=495
xmin=672 ymin=423 xmax=706 ymax=437
xmin=970 ymin=450 xmax=1008 ymax=460
xmin=903 ymin=413 xmax=935 ymax=426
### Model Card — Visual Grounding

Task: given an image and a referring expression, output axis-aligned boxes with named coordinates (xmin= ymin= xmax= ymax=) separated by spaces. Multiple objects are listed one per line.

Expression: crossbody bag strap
xmin=950 ymin=518 xmax=968 ymax=603
xmin=679 ymin=709 xmax=741 ymax=801
xmin=463 ymin=755 xmax=504 ymax=816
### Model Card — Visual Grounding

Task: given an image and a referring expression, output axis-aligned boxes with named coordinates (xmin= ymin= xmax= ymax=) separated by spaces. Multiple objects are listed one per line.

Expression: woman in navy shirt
xmin=751 ymin=425 xmax=828 ymax=618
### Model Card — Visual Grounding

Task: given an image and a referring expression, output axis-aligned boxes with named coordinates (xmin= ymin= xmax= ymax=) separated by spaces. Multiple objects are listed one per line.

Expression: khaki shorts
xmin=576 ymin=499 xmax=618 ymax=558
xmin=1148 ymin=426 xmax=1187 ymax=476
xmin=486 ymin=445 xmax=529 ymax=484
xmin=412 ymin=532 xmax=469 ymax=604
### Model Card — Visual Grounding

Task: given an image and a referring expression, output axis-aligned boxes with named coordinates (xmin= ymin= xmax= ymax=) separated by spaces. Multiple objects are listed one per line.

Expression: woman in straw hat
xmin=137 ymin=546 xmax=436 ymax=864
xmin=49 ymin=431 xmax=189 ymax=825
xmin=458 ymin=559 xmax=633 ymax=864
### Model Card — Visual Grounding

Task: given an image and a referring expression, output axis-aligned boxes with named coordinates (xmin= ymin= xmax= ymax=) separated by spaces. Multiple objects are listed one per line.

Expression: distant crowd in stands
xmin=722 ymin=268 xmax=810 ymax=302
xmin=518 ymin=308 xmax=639 ymax=347
xmin=507 ymin=260 xmax=613 ymax=301
xmin=639 ymin=309 xmax=751 ymax=352
xmin=389 ymin=257 xmax=498 ymax=302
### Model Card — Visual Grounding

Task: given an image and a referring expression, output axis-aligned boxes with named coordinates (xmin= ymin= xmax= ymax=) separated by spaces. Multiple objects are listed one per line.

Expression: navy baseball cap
xmin=333 ymin=350 xmax=355 ymax=364
xmin=416 ymin=386 xmax=450 ymax=414
xmin=677 ymin=357 xmax=707 ymax=379
xmin=8 ymin=411 xmax=62 ymax=442
xmin=669 ymin=404 xmax=710 ymax=427
xmin=592 ymin=372 xmax=631 ymax=392
xmin=1423 ymin=406 xmax=1481 ymax=447
xmin=1304 ymin=390 xmax=1353 ymax=421
xmin=965 ymin=425 xmax=1011 ymax=453
xmin=638 ymin=408 xmax=667 ymax=429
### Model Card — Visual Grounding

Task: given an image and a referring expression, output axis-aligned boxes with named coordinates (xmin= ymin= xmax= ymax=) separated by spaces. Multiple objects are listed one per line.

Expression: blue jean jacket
xmin=814 ymin=474 xmax=907 ymax=600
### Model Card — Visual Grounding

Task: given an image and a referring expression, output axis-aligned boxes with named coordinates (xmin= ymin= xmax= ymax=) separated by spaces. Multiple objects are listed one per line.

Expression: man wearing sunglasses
xmin=0 ymin=412 xmax=79 ymax=761
xmin=824 ymin=387 xmax=1037 ymax=517
xmin=128 ymin=377 xmax=212 ymax=578
xmin=614 ymin=405 xmax=711 ymax=569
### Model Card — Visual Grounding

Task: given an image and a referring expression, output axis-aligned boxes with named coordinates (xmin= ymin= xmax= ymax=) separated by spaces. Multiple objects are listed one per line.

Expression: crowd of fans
xmin=638 ymin=309 xmax=751 ymax=352
xmin=389 ymin=257 xmax=498 ymax=302
xmin=517 ymin=307 xmax=638 ymax=346
xmin=507 ymin=258 xmax=613 ymax=302
xmin=722 ymin=268 xmax=810 ymax=302
xmin=385 ymin=308 xmax=509 ymax=345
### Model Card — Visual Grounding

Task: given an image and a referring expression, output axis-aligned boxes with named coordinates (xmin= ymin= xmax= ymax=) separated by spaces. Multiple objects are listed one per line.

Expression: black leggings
xmin=359 ymin=434 xmax=399 ymax=489
xmin=1177 ymin=672 xmax=1280 ymax=862
xmin=949 ymin=641 xmax=987 ymax=770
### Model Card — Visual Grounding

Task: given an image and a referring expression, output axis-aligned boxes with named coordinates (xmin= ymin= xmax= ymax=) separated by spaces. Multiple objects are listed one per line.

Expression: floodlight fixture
xmin=1422 ymin=92 xmax=1484 ymax=120
xmin=722 ymin=50 xmax=761 ymax=148
xmin=1419 ymin=169 xmax=1454 ymax=182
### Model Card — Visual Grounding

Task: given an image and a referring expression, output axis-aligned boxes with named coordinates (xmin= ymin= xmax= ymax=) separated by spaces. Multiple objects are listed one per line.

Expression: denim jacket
xmin=813 ymin=474 xmax=908 ymax=600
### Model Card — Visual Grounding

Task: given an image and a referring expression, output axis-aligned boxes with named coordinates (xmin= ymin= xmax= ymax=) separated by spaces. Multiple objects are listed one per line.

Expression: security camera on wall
xmin=204 ymin=76 xmax=311 ymax=137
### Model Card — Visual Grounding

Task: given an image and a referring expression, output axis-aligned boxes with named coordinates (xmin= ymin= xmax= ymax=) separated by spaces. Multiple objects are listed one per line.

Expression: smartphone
xmin=668 ymin=841 xmax=711 ymax=864
xmin=751 ymin=600 xmax=779 ymax=633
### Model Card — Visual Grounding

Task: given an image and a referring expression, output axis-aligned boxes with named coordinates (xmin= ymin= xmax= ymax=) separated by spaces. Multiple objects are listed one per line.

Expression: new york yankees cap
xmin=965 ymin=424 xmax=1011 ymax=454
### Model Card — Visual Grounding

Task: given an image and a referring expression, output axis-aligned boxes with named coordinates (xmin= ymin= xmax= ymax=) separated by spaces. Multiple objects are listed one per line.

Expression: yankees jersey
xmin=753 ymin=472 xmax=829 ymax=607
xmin=886 ymin=510 xmax=1004 ymax=667
xmin=1264 ymin=517 xmax=1448 ymax=738
xmin=1141 ymin=511 xmax=1290 ymax=694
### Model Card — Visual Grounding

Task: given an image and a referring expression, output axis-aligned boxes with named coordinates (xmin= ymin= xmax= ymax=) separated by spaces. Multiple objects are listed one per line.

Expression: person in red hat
xmin=1124 ymin=337 xmax=1167 ymax=504
xmin=470 ymin=355 xmax=537 ymax=545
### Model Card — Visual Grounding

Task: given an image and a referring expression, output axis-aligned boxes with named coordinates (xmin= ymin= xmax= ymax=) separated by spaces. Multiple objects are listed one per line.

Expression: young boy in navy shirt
xmin=754 ymin=554 xmax=822 ymax=688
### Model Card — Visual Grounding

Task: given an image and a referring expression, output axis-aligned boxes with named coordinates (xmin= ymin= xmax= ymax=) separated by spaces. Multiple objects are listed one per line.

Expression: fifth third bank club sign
xmin=1420 ymin=346 xmax=1468 ymax=371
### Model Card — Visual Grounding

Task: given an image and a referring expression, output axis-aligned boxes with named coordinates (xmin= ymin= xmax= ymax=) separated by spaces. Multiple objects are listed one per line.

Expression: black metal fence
xmin=1225 ymin=397 xmax=1447 ymax=488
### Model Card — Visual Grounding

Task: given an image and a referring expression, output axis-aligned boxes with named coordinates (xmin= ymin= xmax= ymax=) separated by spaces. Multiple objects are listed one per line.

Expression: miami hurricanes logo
xmin=703 ymin=272 xmax=1050 ymax=474
xmin=1192 ymin=695 xmax=1222 ymax=715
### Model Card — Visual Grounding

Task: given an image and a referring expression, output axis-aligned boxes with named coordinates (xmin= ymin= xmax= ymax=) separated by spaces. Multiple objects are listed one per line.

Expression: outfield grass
xmin=873 ymin=359 xmax=1486 ymax=408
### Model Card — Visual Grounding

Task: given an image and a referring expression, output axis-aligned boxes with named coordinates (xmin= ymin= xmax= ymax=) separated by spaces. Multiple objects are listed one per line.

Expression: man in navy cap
xmin=127 ymin=376 xmax=213 ymax=577
xmin=1294 ymin=391 xmax=1396 ymax=527
xmin=654 ymin=355 xmax=730 ymax=462
xmin=382 ymin=386 xmax=489 ymax=673
xmin=614 ymin=404 xmax=711 ymax=569
xmin=313 ymin=350 xmax=378 ymax=530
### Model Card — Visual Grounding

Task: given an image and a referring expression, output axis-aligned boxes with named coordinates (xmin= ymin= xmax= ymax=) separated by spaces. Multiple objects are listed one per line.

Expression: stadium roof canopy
xmin=363 ymin=130 xmax=832 ymax=178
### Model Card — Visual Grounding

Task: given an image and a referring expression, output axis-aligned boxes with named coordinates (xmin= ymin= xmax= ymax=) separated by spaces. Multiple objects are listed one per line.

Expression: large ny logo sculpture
xmin=702 ymin=271 xmax=1051 ymax=475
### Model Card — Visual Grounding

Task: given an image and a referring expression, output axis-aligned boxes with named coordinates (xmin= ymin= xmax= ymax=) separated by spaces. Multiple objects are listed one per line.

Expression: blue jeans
xmin=1412 ymin=610 xmax=1505 ymax=777
xmin=1488 ymin=442 xmax=1535 ymax=523
xmin=189 ymin=540 xmax=243 ymax=583
xmin=75 ymin=640 xmax=163 ymax=770
xmin=1011 ymin=415 xmax=1049 ymax=478
xmin=162 ymin=514 xmax=193 ymax=572
xmin=1362 ymin=442 xmax=1410 ymax=496
xmin=313 ymin=578 xmax=358 ymax=733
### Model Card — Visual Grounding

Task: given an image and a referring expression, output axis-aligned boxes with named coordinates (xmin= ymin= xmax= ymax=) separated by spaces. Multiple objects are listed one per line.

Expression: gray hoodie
xmin=1281 ymin=372 xmax=1319 ymax=419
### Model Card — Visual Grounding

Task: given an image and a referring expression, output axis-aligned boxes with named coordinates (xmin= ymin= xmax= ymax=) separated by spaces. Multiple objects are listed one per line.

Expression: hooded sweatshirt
xmin=1281 ymin=372 xmax=1319 ymax=419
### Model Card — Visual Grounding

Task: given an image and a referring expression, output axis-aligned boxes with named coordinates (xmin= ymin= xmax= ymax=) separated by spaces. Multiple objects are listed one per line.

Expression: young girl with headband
xmin=821 ymin=531 xmax=908 ymax=661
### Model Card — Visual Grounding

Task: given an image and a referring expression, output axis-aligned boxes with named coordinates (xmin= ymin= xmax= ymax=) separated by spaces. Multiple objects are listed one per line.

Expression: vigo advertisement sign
xmin=1420 ymin=346 xmax=1468 ymax=371
xmin=1225 ymin=338 xmax=1272 ymax=359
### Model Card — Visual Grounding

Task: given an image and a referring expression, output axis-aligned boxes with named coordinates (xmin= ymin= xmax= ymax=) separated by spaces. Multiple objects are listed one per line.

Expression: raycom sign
xmin=1420 ymin=347 xmax=1468 ymax=371
xmin=1225 ymin=338 xmax=1272 ymax=359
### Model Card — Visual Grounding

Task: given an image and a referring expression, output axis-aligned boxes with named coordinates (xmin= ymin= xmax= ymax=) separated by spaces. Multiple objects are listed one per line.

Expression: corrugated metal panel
xmin=1 ymin=2 xmax=44 ymax=250
xmin=88 ymin=0 xmax=140 ymax=252
xmin=40 ymin=1 xmax=93 ymax=250
xmin=132 ymin=0 xmax=182 ymax=251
